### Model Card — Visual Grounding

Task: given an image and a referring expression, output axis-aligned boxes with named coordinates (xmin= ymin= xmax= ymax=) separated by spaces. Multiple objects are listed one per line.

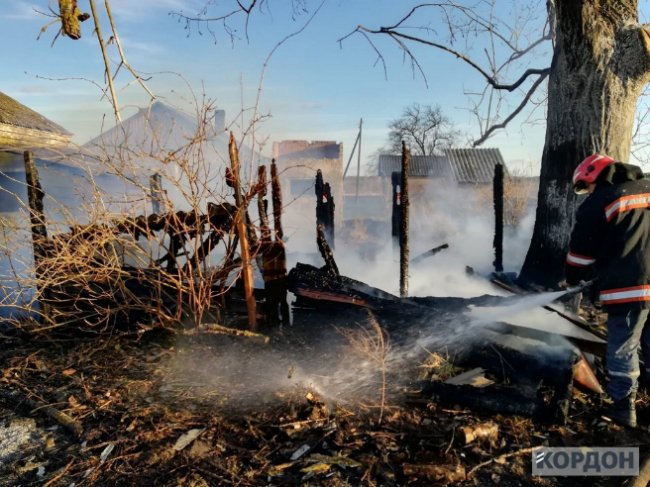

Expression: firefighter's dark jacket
xmin=566 ymin=162 xmax=650 ymax=311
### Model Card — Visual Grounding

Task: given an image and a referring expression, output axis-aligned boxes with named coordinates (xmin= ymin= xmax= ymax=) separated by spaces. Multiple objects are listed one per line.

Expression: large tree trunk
xmin=519 ymin=0 xmax=650 ymax=288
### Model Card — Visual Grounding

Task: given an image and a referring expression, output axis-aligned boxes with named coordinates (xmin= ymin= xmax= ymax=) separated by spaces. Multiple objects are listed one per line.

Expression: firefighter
xmin=564 ymin=154 xmax=650 ymax=427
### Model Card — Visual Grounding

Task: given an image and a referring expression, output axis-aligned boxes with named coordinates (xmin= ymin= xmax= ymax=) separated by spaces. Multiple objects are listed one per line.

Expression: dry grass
xmin=337 ymin=310 xmax=390 ymax=424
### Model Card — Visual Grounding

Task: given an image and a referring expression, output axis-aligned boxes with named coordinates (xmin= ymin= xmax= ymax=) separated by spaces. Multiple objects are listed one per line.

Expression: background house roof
xmin=377 ymin=148 xmax=507 ymax=184
xmin=377 ymin=154 xmax=451 ymax=178
xmin=273 ymin=140 xmax=342 ymax=160
xmin=444 ymin=148 xmax=507 ymax=184
xmin=0 ymin=92 xmax=71 ymax=149
xmin=84 ymin=101 xmax=200 ymax=156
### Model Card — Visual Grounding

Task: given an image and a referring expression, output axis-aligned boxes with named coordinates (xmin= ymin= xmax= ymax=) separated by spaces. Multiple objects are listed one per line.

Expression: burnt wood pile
xmin=288 ymin=261 xmax=604 ymax=425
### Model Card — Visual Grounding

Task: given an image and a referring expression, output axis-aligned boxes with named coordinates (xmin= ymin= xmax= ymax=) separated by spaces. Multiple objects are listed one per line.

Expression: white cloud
xmin=2 ymin=2 xmax=41 ymax=20
xmin=117 ymin=36 xmax=165 ymax=56
xmin=106 ymin=0 xmax=198 ymax=19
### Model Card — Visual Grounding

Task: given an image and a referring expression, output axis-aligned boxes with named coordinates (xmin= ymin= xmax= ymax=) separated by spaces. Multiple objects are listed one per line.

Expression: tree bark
xmin=519 ymin=0 xmax=650 ymax=287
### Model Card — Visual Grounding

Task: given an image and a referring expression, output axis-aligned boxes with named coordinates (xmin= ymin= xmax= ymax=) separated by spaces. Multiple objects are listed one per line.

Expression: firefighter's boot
xmin=611 ymin=393 xmax=637 ymax=428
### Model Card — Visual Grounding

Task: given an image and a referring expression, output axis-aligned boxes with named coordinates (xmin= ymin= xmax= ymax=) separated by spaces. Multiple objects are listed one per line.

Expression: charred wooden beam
xmin=417 ymin=381 xmax=541 ymax=418
xmin=0 ymin=388 xmax=83 ymax=437
xmin=288 ymin=262 xmax=402 ymax=310
xmin=270 ymin=159 xmax=284 ymax=242
xmin=315 ymin=170 xmax=335 ymax=249
xmin=65 ymin=203 xmax=235 ymax=243
xmin=400 ymin=141 xmax=411 ymax=298
xmin=251 ymin=164 xmax=288 ymax=325
xmin=324 ymin=182 xmax=335 ymax=249
xmin=257 ymin=165 xmax=271 ymax=243
xmin=23 ymin=150 xmax=51 ymax=320
xmin=149 ymin=172 xmax=164 ymax=214
xmin=454 ymin=339 xmax=576 ymax=424
xmin=182 ymin=229 xmax=224 ymax=274
xmin=493 ymin=163 xmax=504 ymax=272
xmin=261 ymin=240 xmax=289 ymax=325
xmin=317 ymin=224 xmax=339 ymax=278
xmin=410 ymin=243 xmax=449 ymax=265
xmin=23 ymin=151 xmax=48 ymax=259
xmin=391 ymin=171 xmax=401 ymax=251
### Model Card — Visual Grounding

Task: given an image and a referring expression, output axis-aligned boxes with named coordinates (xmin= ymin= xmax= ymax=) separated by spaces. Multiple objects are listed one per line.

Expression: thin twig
xmin=88 ymin=0 xmax=121 ymax=122
xmin=103 ymin=0 xmax=156 ymax=100
xmin=467 ymin=446 xmax=540 ymax=478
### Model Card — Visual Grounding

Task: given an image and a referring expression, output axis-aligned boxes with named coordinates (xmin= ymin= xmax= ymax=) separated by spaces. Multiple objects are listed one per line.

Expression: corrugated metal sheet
xmin=444 ymin=148 xmax=507 ymax=184
xmin=377 ymin=154 xmax=452 ymax=178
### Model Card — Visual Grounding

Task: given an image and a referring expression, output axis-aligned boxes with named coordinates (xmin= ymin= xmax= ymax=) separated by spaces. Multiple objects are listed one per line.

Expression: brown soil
xmin=1 ymin=323 xmax=649 ymax=487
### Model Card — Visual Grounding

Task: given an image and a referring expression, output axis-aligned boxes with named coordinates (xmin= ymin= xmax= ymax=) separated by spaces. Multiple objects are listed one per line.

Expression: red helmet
xmin=572 ymin=154 xmax=615 ymax=194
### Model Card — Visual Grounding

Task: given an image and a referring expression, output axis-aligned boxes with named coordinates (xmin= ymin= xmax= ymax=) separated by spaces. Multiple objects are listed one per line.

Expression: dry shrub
xmin=0 ymin=101 xmax=266 ymax=334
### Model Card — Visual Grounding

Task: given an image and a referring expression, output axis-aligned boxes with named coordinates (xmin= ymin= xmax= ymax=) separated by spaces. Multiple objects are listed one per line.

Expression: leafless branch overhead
xmin=473 ymin=69 xmax=549 ymax=146
xmin=357 ymin=26 xmax=550 ymax=92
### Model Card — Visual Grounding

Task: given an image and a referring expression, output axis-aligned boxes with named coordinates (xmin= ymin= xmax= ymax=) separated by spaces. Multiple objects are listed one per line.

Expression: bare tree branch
xmin=104 ymin=0 xmax=156 ymax=101
xmin=472 ymin=69 xmax=549 ymax=146
xmin=88 ymin=0 xmax=121 ymax=122
xmin=358 ymin=26 xmax=550 ymax=92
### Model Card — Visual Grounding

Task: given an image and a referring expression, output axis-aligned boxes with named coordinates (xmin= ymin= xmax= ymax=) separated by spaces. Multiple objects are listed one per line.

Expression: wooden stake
xmin=23 ymin=151 xmax=47 ymax=255
xmin=264 ymin=161 xmax=289 ymax=325
xmin=315 ymin=170 xmax=335 ymax=249
xmin=391 ymin=171 xmax=401 ymax=251
xmin=493 ymin=163 xmax=504 ymax=272
xmin=270 ymin=159 xmax=284 ymax=242
xmin=149 ymin=172 xmax=163 ymax=214
xmin=257 ymin=165 xmax=271 ymax=243
xmin=23 ymin=151 xmax=50 ymax=320
xmin=399 ymin=141 xmax=410 ymax=298
xmin=228 ymin=133 xmax=257 ymax=330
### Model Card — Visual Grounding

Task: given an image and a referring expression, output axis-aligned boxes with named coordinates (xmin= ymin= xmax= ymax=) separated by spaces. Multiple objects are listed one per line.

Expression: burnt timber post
xmin=149 ymin=172 xmax=164 ymax=214
xmin=400 ymin=141 xmax=411 ymax=298
xmin=257 ymin=166 xmax=271 ymax=242
xmin=391 ymin=171 xmax=402 ymax=251
xmin=267 ymin=160 xmax=289 ymax=325
xmin=493 ymin=163 xmax=504 ymax=273
xmin=257 ymin=165 xmax=276 ymax=323
xmin=23 ymin=151 xmax=50 ymax=319
xmin=315 ymin=169 xmax=335 ymax=249
xmin=324 ymin=183 xmax=335 ymax=248
xmin=270 ymin=160 xmax=284 ymax=242
xmin=228 ymin=133 xmax=257 ymax=331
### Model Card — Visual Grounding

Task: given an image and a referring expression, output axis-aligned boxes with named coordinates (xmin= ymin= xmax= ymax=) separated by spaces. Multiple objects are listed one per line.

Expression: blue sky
xmin=3 ymin=0 xmax=640 ymax=174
